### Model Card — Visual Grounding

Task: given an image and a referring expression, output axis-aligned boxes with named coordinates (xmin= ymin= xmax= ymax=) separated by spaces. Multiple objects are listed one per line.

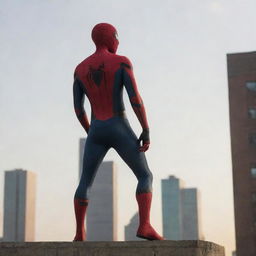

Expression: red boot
xmin=136 ymin=192 xmax=164 ymax=240
xmin=73 ymin=198 xmax=88 ymax=241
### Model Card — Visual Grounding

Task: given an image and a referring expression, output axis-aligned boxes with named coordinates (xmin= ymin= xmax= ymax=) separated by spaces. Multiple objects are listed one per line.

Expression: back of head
xmin=91 ymin=23 xmax=119 ymax=54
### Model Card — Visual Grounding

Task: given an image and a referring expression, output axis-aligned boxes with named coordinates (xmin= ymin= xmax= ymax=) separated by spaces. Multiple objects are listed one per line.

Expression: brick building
xmin=227 ymin=51 xmax=256 ymax=256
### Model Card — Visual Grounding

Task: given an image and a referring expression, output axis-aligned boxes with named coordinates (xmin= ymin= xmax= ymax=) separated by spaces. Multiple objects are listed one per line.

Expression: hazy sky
xmin=1 ymin=0 xmax=256 ymax=255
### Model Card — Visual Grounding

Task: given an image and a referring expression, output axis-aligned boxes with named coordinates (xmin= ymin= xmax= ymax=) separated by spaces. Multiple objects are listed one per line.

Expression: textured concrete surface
xmin=0 ymin=240 xmax=225 ymax=256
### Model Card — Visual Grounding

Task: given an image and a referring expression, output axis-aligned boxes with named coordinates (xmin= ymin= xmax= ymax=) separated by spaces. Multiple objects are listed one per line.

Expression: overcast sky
xmin=1 ymin=1 xmax=256 ymax=255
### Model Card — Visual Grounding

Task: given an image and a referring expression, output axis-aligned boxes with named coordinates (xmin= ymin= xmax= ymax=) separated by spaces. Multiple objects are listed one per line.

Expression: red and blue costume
xmin=73 ymin=23 xmax=164 ymax=241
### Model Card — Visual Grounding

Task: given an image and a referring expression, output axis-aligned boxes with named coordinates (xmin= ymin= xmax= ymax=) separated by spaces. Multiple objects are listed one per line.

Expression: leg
xmin=75 ymin=137 xmax=109 ymax=200
xmin=113 ymin=121 xmax=164 ymax=240
xmin=112 ymin=120 xmax=153 ymax=194
xmin=74 ymin=137 xmax=109 ymax=241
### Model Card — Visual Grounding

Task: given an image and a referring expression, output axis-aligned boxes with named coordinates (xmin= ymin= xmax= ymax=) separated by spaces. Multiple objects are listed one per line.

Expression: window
xmin=249 ymin=133 xmax=256 ymax=145
xmin=252 ymin=192 xmax=256 ymax=202
xmin=246 ymin=82 xmax=256 ymax=92
xmin=248 ymin=108 xmax=256 ymax=119
xmin=251 ymin=168 xmax=256 ymax=178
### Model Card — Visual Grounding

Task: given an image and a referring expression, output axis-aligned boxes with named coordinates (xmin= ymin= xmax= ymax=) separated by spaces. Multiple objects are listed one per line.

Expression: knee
xmin=137 ymin=170 xmax=153 ymax=192
xmin=74 ymin=182 xmax=91 ymax=200
xmin=145 ymin=171 xmax=153 ymax=185
xmin=141 ymin=170 xmax=153 ymax=182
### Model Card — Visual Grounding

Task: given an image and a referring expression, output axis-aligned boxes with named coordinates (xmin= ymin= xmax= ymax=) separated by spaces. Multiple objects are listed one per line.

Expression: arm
xmin=73 ymin=77 xmax=90 ymax=134
xmin=122 ymin=58 xmax=150 ymax=152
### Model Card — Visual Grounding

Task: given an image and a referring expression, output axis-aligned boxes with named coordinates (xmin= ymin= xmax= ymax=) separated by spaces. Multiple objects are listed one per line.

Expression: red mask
xmin=91 ymin=23 xmax=119 ymax=54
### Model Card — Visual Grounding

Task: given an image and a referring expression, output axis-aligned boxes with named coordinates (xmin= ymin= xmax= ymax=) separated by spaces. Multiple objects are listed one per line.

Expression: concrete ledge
xmin=0 ymin=240 xmax=225 ymax=256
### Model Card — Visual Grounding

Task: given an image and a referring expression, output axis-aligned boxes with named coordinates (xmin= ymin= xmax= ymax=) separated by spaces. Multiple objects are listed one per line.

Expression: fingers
xmin=139 ymin=142 xmax=150 ymax=152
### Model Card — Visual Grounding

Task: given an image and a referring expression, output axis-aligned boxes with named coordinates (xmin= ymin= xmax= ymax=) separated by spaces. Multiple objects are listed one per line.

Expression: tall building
xmin=79 ymin=138 xmax=118 ymax=241
xmin=181 ymin=188 xmax=202 ymax=240
xmin=0 ymin=209 xmax=2 ymax=240
xmin=124 ymin=212 xmax=140 ymax=241
xmin=86 ymin=161 xmax=117 ymax=241
xmin=161 ymin=175 xmax=203 ymax=240
xmin=79 ymin=138 xmax=86 ymax=180
xmin=227 ymin=51 xmax=256 ymax=256
xmin=162 ymin=176 xmax=183 ymax=239
xmin=3 ymin=169 xmax=36 ymax=242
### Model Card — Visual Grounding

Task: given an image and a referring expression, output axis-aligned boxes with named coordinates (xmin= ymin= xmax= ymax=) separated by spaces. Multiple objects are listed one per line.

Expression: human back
xmin=75 ymin=51 xmax=129 ymax=120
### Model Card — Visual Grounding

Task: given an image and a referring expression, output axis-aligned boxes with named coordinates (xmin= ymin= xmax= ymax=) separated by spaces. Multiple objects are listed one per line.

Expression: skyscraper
xmin=124 ymin=212 xmax=140 ymax=241
xmin=0 ymin=209 xmax=2 ymax=240
xmin=3 ymin=169 xmax=36 ymax=242
xmin=227 ymin=51 xmax=256 ymax=256
xmin=181 ymin=188 xmax=202 ymax=240
xmin=86 ymin=161 xmax=117 ymax=241
xmin=78 ymin=140 xmax=118 ymax=241
xmin=79 ymin=138 xmax=86 ymax=180
xmin=161 ymin=175 xmax=203 ymax=240
xmin=162 ymin=176 xmax=183 ymax=239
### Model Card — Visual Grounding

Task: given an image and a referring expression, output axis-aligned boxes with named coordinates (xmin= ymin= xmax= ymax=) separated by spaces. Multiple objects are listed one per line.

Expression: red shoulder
xmin=74 ymin=56 xmax=92 ymax=78
xmin=116 ymin=55 xmax=133 ymax=70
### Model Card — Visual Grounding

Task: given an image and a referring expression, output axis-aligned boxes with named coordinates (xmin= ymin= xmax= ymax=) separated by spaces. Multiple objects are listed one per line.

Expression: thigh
xmin=113 ymin=120 xmax=151 ymax=179
xmin=80 ymin=135 xmax=109 ymax=188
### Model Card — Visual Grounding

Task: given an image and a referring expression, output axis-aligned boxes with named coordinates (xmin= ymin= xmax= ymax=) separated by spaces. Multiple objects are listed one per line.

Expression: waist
xmin=91 ymin=111 xmax=127 ymax=121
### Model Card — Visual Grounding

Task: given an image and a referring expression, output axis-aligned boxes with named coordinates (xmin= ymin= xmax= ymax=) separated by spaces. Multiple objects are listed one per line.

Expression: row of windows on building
xmin=247 ymin=82 xmax=256 ymax=149
xmin=241 ymin=81 xmax=256 ymax=232
xmin=247 ymin=82 xmax=256 ymax=205
xmin=251 ymin=167 xmax=256 ymax=211
xmin=246 ymin=81 xmax=256 ymax=119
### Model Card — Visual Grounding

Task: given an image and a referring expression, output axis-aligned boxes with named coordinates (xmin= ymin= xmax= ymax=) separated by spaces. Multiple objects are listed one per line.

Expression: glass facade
xmin=161 ymin=176 xmax=183 ymax=240
xmin=161 ymin=176 xmax=201 ymax=240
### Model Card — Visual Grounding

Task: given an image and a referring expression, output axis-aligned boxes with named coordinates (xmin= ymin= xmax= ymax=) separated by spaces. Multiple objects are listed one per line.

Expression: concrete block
xmin=0 ymin=240 xmax=225 ymax=256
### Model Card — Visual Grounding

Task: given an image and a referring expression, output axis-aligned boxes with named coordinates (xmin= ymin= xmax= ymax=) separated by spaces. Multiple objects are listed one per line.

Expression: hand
xmin=138 ymin=129 xmax=150 ymax=152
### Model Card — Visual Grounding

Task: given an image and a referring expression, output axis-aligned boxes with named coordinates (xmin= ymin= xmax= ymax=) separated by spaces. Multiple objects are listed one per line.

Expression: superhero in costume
xmin=73 ymin=23 xmax=164 ymax=241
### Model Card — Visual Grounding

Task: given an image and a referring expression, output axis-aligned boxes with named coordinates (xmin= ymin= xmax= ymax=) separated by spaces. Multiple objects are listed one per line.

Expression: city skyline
xmin=161 ymin=175 xmax=203 ymax=240
xmin=2 ymin=1 xmax=256 ymax=255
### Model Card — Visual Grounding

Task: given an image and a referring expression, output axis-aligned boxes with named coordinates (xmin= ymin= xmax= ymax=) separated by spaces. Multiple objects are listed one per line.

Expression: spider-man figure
xmin=73 ymin=23 xmax=164 ymax=241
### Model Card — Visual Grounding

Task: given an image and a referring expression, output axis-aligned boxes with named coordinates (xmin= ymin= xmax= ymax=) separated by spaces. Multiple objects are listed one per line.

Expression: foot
xmin=136 ymin=223 xmax=164 ymax=241
xmin=73 ymin=230 xmax=86 ymax=241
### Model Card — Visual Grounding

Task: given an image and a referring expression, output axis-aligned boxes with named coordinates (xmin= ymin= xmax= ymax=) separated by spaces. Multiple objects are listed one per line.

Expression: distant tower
xmin=86 ymin=161 xmax=117 ymax=241
xmin=227 ymin=51 xmax=256 ymax=256
xmin=181 ymin=188 xmax=202 ymax=240
xmin=124 ymin=212 xmax=140 ymax=241
xmin=3 ymin=169 xmax=36 ymax=242
xmin=79 ymin=138 xmax=86 ymax=180
xmin=161 ymin=176 xmax=184 ymax=239
xmin=161 ymin=175 xmax=203 ymax=240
